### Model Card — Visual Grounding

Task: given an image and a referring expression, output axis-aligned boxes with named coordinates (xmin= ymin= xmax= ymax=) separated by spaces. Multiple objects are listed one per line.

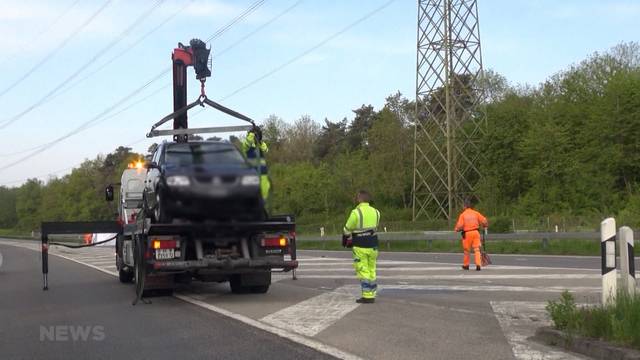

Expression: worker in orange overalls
xmin=454 ymin=198 xmax=488 ymax=271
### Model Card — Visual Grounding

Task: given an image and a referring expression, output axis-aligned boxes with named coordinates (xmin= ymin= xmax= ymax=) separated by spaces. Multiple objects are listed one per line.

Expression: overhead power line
xmin=0 ymin=0 xmax=166 ymax=130
xmin=220 ymin=0 xmax=397 ymax=101
xmin=0 ymin=135 xmax=149 ymax=186
xmin=0 ymin=0 xmax=83 ymax=67
xmin=0 ymin=0 xmax=114 ymax=100
xmin=42 ymin=0 xmax=262 ymax=108
xmin=216 ymin=0 xmax=304 ymax=59
xmin=45 ymin=0 xmax=194 ymax=107
xmin=0 ymin=0 xmax=268 ymax=171
xmin=0 ymin=71 xmax=167 ymax=173
xmin=206 ymin=0 xmax=266 ymax=43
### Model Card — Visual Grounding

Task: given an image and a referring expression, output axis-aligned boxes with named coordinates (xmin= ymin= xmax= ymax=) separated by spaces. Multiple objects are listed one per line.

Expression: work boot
xmin=356 ymin=298 xmax=375 ymax=304
xmin=476 ymin=266 xmax=481 ymax=271
xmin=461 ymin=265 xmax=469 ymax=270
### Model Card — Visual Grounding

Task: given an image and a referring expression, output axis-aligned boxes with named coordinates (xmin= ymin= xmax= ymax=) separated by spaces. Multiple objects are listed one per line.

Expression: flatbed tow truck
xmin=40 ymin=39 xmax=298 ymax=303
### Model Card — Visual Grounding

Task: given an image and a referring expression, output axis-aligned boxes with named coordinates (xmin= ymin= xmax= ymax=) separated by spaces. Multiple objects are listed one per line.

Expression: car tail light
xmin=261 ymin=236 xmax=288 ymax=247
xmin=152 ymin=239 xmax=179 ymax=249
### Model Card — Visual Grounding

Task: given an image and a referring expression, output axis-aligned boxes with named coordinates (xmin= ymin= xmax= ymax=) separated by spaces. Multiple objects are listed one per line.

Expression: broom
xmin=481 ymin=228 xmax=492 ymax=266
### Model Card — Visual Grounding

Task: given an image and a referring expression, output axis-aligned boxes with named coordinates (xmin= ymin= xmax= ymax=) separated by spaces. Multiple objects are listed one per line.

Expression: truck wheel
xmin=119 ymin=267 xmax=134 ymax=283
xmin=229 ymin=275 xmax=250 ymax=294
xmin=250 ymin=285 xmax=270 ymax=294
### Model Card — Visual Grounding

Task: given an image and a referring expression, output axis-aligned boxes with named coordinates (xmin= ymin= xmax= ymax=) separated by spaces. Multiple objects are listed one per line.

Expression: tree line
xmin=0 ymin=42 xmax=638 ymax=233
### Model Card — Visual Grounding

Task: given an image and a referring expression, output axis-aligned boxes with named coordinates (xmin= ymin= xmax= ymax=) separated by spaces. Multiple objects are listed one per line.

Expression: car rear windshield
xmin=165 ymin=143 xmax=245 ymax=166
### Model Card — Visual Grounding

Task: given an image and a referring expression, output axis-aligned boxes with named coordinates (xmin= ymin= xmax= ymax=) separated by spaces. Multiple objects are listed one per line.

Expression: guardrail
xmin=297 ymin=231 xmax=600 ymax=242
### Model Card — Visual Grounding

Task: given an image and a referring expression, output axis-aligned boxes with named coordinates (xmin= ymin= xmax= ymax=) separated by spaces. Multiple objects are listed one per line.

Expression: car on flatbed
xmin=142 ymin=140 xmax=265 ymax=223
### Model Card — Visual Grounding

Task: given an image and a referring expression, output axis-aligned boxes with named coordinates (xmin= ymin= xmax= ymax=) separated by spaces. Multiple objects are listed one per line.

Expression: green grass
xmin=547 ymin=291 xmax=640 ymax=350
xmin=297 ymin=239 xmax=604 ymax=256
xmin=0 ymin=228 xmax=33 ymax=239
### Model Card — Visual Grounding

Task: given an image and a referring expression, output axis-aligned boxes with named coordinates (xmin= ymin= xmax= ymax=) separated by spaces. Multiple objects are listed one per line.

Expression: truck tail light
xmin=261 ymin=236 xmax=288 ymax=247
xmin=152 ymin=239 xmax=179 ymax=249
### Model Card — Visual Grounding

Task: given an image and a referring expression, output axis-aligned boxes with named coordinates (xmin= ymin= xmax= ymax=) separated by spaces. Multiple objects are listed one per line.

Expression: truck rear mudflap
xmin=151 ymin=258 xmax=298 ymax=271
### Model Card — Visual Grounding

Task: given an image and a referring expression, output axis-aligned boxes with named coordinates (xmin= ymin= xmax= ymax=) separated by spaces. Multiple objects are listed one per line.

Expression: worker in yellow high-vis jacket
xmin=342 ymin=190 xmax=380 ymax=304
xmin=240 ymin=128 xmax=270 ymax=201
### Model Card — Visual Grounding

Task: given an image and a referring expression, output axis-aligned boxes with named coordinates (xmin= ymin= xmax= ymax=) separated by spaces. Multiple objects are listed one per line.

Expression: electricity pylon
xmin=413 ymin=0 xmax=486 ymax=221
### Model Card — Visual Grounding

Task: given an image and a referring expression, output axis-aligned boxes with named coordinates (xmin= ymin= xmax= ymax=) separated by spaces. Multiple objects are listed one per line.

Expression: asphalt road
xmin=0 ymin=243 xmax=332 ymax=360
xmin=0 ymin=239 xmax=603 ymax=360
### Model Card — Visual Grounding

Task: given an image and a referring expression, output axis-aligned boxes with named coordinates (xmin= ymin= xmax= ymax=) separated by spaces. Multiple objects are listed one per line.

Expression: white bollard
xmin=320 ymin=227 xmax=325 ymax=237
xmin=619 ymin=226 xmax=636 ymax=296
xmin=601 ymin=218 xmax=617 ymax=305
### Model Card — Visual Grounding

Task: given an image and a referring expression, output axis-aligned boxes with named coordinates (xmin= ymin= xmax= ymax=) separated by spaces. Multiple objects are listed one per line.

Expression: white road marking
xmin=176 ymin=294 xmax=365 ymax=360
xmin=80 ymin=260 xmax=115 ymax=266
xmin=71 ymin=255 xmax=114 ymax=260
xmin=298 ymin=257 xmax=602 ymax=272
xmin=299 ymin=261 xmax=424 ymax=266
xmin=296 ymin=266 xmax=599 ymax=272
xmin=288 ymin=274 xmax=600 ymax=280
xmin=52 ymin=252 xmax=118 ymax=277
xmin=260 ymin=286 xmax=360 ymax=337
xmin=380 ymin=284 xmax=600 ymax=293
xmin=491 ymin=301 xmax=588 ymax=360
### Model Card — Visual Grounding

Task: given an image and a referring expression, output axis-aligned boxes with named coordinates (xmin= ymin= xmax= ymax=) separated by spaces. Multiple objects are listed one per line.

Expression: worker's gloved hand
xmin=342 ymin=234 xmax=352 ymax=248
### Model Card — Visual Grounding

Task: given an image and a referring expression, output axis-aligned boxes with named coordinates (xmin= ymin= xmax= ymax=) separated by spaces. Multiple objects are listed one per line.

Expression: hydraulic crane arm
xmin=148 ymin=38 xmax=257 ymax=142
xmin=171 ymin=39 xmax=211 ymax=142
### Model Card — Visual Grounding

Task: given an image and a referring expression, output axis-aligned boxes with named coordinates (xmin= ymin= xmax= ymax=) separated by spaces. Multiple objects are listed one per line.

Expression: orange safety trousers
xmin=462 ymin=230 xmax=482 ymax=267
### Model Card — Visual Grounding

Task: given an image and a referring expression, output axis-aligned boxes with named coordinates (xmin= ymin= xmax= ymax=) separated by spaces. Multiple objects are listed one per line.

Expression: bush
xmin=546 ymin=291 xmax=578 ymax=331
xmin=491 ymin=216 xmax=513 ymax=233
xmin=547 ymin=291 xmax=640 ymax=350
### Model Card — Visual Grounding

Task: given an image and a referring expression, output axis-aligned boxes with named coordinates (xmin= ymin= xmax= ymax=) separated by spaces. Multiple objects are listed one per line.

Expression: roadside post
xmin=601 ymin=218 xmax=617 ymax=305
xmin=41 ymin=233 xmax=49 ymax=290
xmin=619 ymin=226 xmax=636 ymax=295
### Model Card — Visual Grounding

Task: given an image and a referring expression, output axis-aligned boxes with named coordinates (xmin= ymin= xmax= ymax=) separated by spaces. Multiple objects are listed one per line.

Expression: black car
xmin=143 ymin=141 xmax=264 ymax=223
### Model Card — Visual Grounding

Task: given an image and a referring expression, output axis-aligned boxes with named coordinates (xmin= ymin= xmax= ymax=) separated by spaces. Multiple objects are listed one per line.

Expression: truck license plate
xmin=155 ymin=249 xmax=175 ymax=260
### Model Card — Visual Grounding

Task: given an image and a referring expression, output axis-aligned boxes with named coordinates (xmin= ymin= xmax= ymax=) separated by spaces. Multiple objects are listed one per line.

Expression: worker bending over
xmin=454 ymin=197 xmax=488 ymax=271
xmin=342 ymin=190 xmax=380 ymax=304
xmin=240 ymin=128 xmax=271 ymax=202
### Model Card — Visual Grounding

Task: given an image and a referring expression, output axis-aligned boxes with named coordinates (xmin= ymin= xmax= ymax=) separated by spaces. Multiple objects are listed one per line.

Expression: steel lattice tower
xmin=412 ymin=0 xmax=486 ymax=221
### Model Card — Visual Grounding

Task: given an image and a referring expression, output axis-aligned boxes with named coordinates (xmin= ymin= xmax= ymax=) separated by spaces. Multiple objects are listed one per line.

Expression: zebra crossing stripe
xmin=260 ymin=286 xmax=360 ymax=337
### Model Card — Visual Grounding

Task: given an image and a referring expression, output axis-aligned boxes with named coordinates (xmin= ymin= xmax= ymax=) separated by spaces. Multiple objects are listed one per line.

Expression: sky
xmin=0 ymin=0 xmax=638 ymax=186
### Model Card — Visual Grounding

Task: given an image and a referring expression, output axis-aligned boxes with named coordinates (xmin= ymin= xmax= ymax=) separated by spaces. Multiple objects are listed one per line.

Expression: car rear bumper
xmin=150 ymin=258 xmax=298 ymax=272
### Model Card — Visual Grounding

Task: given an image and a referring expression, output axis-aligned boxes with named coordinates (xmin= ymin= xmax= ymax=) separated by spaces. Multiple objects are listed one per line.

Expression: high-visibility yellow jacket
xmin=343 ymin=202 xmax=380 ymax=248
xmin=344 ymin=202 xmax=380 ymax=234
xmin=241 ymin=132 xmax=269 ymax=174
